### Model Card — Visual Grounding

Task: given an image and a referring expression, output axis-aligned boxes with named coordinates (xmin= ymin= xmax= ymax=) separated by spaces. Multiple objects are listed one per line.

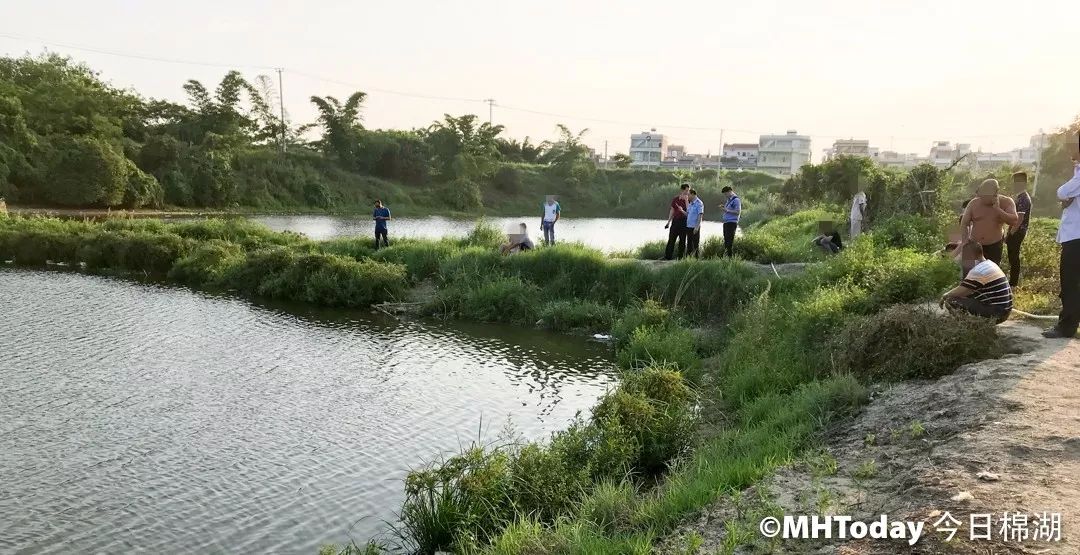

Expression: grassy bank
xmin=0 ymin=212 xmax=1023 ymax=554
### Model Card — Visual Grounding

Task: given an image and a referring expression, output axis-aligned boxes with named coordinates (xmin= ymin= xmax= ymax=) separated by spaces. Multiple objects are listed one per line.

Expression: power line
xmin=0 ymin=32 xmax=277 ymax=70
xmin=0 ymin=32 xmax=1056 ymax=145
xmin=286 ymin=69 xmax=485 ymax=104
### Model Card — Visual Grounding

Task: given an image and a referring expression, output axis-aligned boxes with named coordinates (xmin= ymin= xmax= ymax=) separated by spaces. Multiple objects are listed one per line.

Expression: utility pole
xmin=1033 ymin=129 xmax=1045 ymax=196
xmin=717 ymin=129 xmax=725 ymax=182
xmin=276 ymin=68 xmax=287 ymax=154
xmin=484 ymin=99 xmax=496 ymax=125
xmin=604 ymin=140 xmax=608 ymax=169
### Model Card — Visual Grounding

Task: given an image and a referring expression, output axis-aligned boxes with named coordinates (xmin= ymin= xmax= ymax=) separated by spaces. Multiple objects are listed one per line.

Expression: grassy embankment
xmin=0 ymin=211 xmax=1041 ymax=554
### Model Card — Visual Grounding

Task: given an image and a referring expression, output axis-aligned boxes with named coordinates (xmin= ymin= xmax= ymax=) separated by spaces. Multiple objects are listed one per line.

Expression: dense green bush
xmin=537 ymin=299 xmax=618 ymax=333
xmin=833 ymin=305 xmax=1003 ymax=381
xmin=167 ymin=240 xmax=244 ymax=286
xmin=432 ymin=277 xmax=541 ymax=324
xmin=616 ymin=324 xmax=697 ymax=371
xmin=611 ymin=300 xmax=671 ymax=346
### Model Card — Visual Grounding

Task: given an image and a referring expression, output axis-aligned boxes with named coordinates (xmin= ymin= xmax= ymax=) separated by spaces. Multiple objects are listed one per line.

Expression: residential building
xmin=722 ymin=143 xmax=759 ymax=165
xmin=629 ymin=130 xmax=665 ymax=168
xmin=926 ymin=141 xmax=971 ymax=168
xmin=1011 ymin=133 xmax=1049 ymax=166
xmin=876 ymin=151 xmax=922 ymax=169
xmin=757 ymin=130 xmax=811 ymax=176
xmin=822 ymin=139 xmax=872 ymax=161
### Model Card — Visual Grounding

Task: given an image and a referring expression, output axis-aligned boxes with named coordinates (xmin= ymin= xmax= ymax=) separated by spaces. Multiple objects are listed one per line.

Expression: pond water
xmin=250 ymin=215 xmax=736 ymax=253
xmin=0 ymin=269 xmax=615 ymax=553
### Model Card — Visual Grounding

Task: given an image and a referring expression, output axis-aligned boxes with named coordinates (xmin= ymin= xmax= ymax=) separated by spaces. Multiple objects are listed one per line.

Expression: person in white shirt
xmin=1043 ymin=133 xmax=1080 ymax=339
xmin=541 ymin=197 xmax=561 ymax=246
xmin=850 ymin=190 xmax=867 ymax=238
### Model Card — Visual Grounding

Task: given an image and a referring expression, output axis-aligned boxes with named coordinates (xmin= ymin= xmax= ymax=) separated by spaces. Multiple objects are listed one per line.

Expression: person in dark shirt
xmin=812 ymin=230 xmax=844 ymax=254
xmin=1005 ymin=171 xmax=1032 ymax=286
xmin=373 ymin=200 xmax=391 ymax=250
xmin=664 ymin=183 xmax=690 ymax=260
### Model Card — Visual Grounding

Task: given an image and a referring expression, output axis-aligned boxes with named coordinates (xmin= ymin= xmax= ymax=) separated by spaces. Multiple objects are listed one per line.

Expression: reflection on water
xmin=0 ymin=269 xmax=615 ymax=553
xmin=251 ymin=214 xmax=735 ymax=252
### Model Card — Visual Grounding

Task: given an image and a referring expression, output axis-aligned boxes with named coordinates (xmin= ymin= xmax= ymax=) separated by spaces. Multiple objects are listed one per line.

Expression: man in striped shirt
xmin=939 ymin=241 xmax=1013 ymax=324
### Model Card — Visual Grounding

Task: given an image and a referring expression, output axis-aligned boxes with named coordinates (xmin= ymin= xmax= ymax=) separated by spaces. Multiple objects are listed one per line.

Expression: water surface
xmin=251 ymin=215 xmax=734 ymax=252
xmin=0 ymin=269 xmax=614 ymax=553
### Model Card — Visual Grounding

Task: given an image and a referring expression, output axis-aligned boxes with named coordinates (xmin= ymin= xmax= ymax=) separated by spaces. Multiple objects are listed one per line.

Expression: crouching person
xmin=500 ymin=222 xmax=535 ymax=255
xmin=939 ymin=241 xmax=1013 ymax=324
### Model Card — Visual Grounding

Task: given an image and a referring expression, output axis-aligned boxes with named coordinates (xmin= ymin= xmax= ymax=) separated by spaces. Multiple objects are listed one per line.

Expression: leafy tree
xmin=610 ymin=153 xmax=633 ymax=168
xmin=497 ymin=137 xmax=545 ymax=164
xmin=43 ymin=136 xmax=128 ymax=206
xmin=309 ymin=91 xmax=367 ymax=167
xmin=422 ymin=114 xmax=504 ymax=180
xmin=540 ymin=125 xmax=595 ymax=182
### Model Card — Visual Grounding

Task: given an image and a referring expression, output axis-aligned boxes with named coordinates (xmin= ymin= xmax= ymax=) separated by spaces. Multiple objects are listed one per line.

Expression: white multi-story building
xmin=927 ymin=141 xmax=971 ymax=168
xmin=629 ymin=130 xmax=665 ymax=169
xmin=822 ymin=139 xmax=872 ymax=161
xmin=757 ymin=131 xmax=811 ymax=176
xmin=876 ymin=151 xmax=922 ymax=169
xmin=1010 ymin=133 xmax=1049 ymax=166
xmin=722 ymin=143 xmax=759 ymax=165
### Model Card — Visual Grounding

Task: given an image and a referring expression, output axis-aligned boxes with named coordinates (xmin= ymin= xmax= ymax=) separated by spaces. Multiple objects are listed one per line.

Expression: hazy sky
xmin=3 ymin=0 xmax=1078 ymax=160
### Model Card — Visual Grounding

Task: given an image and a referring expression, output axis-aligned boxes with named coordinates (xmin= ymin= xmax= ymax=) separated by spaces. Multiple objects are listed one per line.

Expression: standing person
xmin=685 ymin=188 xmax=705 ymax=258
xmin=373 ymin=200 xmax=391 ymax=250
xmin=1043 ymin=135 xmax=1080 ymax=339
xmin=719 ymin=186 xmax=741 ymax=258
xmin=541 ymin=196 xmax=561 ymax=246
xmin=850 ymin=188 xmax=867 ymax=238
xmin=959 ymin=179 xmax=1020 ymax=265
xmin=1005 ymin=172 xmax=1032 ymax=287
xmin=664 ymin=183 xmax=691 ymax=260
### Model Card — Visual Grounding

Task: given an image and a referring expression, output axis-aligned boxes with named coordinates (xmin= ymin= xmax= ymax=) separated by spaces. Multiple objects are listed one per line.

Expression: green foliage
xmin=167 ymin=239 xmax=244 ymax=286
xmin=612 ymin=300 xmax=671 ymax=346
xmin=537 ymin=299 xmax=618 ymax=333
xmin=833 ymin=305 xmax=1003 ymax=381
xmin=43 ymin=136 xmax=128 ymax=206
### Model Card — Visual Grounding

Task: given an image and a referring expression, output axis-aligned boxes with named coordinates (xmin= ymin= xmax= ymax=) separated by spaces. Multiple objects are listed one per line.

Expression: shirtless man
xmin=959 ymin=178 xmax=1022 ymax=266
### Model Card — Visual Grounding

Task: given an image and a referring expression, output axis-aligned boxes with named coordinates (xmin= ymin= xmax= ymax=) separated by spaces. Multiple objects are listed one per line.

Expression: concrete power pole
xmin=276 ymin=68 xmax=287 ymax=154
xmin=604 ymin=140 xmax=608 ymax=169
xmin=1033 ymin=129 xmax=1045 ymax=197
xmin=717 ymin=129 xmax=725 ymax=182
xmin=484 ymin=99 xmax=496 ymax=125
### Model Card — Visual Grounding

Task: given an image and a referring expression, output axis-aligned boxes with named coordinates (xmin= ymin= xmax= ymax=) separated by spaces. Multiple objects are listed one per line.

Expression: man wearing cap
xmin=1043 ymin=134 xmax=1080 ymax=339
xmin=959 ymin=178 xmax=1021 ymax=266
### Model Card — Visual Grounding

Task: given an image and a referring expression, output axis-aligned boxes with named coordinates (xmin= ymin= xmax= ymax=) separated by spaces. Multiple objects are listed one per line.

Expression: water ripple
xmin=0 ymin=269 xmax=615 ymax=553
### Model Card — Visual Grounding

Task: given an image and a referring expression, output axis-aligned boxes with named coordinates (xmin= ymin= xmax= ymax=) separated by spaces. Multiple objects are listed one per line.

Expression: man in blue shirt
xmin=373 ymin=200 xmax=391 ymax=250
xmin=719 ymin=186 xmax=741 ymax=258
xmin=685 ymin=188 xmax=705 ymax=258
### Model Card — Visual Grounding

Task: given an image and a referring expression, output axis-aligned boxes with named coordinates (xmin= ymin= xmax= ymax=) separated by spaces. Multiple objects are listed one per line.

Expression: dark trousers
xmin=1056 ymin=239 xmax=1080 ymax=336
xmin=946 ymin=297 xmax=1010 ymax=324
xmin=722 ymin=222 xmax=738 ymax=258
xmin=686 ymin=228 xmax=701 ymax=258
xmin=665 ymin=218 xmax=687 ymax=260
xmin=982 ymin=239 xmax=1004 ymax=266
xmin=375 ymin=229 xmax=388 ymax=250
xmin=1005 ymin=230 xmax=1026 ymax=287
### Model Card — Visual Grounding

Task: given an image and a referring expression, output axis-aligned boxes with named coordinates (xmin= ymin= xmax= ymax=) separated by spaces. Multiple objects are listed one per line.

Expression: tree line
xmin=0 ymin=54 xmax=599 ymax=210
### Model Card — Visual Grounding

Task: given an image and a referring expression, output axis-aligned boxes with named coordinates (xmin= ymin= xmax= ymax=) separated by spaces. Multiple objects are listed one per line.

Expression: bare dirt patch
xmin=664 ymin=322 xmax=1080 ymax=554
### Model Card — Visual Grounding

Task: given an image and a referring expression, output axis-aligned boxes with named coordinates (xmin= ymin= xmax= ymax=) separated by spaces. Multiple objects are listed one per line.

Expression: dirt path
xmin=665 ymin=322 xmax=1080 ymax=554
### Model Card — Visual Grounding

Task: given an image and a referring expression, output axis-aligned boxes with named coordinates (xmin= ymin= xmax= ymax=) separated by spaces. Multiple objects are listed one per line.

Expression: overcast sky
xmin=3 ymin=0 xmax=1077 ymax=160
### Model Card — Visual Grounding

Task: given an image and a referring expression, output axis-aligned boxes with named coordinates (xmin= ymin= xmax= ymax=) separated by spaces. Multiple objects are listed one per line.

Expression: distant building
xmin=1010 ymin=133 xmax=1049 ymax=167
xmin=629 ymin=130 xmax=666 ymax=168
xmin=822 ymin=139 xmax=872 ymax=161
xmin=722 ymin=143 xmax=759 ymax=165
xmin=928 ymin=141 xmax=971 ymax=169
xmin=876 ymin=151 xmax=922 ymax=169
xmin=757 ymin=130 xmax=811 ymax=176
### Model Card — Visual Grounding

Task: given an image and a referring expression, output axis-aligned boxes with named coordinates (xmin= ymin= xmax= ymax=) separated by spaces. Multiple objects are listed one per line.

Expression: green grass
xmin=2 ymin=209 xmax=1031 ymax=555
